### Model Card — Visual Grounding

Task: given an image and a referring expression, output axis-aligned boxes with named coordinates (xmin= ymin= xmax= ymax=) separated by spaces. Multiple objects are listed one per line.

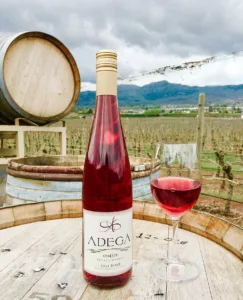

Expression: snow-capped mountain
xmin=81 ymin=51 xmax=243 ymax=91
xmin=118 ymin=52 xmax=243 ymax=87
xmin=78 ymin=51 xmax=243 ymax=106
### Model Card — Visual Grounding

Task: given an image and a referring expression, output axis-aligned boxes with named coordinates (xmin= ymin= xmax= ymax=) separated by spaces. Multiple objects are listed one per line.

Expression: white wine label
xmin=83 ymin=208 xmax=132 ymax=277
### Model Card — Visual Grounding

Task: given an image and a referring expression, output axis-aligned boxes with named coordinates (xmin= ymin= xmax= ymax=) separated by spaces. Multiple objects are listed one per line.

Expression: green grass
xmin=201 ymin=188 xmax=243 ymax=203
xmin=121 ymin=113 xmax=197 ymax=118
xmin=68 ymin=112 xmax=242 ymax=119
xmin=120 ymin=114 xmax=158 ymax=117
xmin=161 ymin=113 xmax=197 ymax=117
xmin=204 ymin=112 xmax=241 ymax=118
xmin=201 ymin=152 xmax=243 ymax=174
xmin=200 ymin=152 xmax=243 ymax=203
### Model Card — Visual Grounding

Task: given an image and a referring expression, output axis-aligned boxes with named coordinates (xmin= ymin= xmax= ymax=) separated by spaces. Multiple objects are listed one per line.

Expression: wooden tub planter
xmin=6 ymin=155 xmax=158 ymax=205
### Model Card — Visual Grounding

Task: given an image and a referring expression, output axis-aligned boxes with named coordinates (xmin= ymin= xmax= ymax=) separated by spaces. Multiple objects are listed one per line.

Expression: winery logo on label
xmin=87 ymin=215 xmax=130 ymax=251
xmin=100 ymin=216 xmax=121 ymax=232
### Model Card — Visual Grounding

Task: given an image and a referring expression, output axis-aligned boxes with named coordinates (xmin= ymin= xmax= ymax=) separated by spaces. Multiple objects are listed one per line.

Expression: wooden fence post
xmin=197 ymin=93 xmax=205 ymax=169
xmin=16 ymin=130 xmax=25 ymax=158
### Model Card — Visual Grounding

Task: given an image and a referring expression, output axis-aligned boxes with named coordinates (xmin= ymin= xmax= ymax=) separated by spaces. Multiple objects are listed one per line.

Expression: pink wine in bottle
xmin=82 ymin=50 xmax=133 ymax=287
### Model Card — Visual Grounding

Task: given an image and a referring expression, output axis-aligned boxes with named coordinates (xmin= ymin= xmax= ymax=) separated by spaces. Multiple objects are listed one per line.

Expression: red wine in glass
xmin=150 ymin=141 xmax=202 ymax=282
xmin=151 ymin=177 xmax=201 ymax=218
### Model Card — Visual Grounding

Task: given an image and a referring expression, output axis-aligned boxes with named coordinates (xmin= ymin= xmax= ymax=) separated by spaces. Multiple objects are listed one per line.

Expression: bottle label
xmin=83 ymin=208 xmax=132 ymax=277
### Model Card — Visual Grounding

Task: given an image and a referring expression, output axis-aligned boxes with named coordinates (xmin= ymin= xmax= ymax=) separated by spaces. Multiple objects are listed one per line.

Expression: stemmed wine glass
xmin=150 ymin=141 xmax=202 ymax=282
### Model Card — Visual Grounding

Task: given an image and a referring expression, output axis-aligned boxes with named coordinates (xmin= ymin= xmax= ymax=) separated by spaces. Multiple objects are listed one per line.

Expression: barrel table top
xmin=0 ymin=218 xmax=242 ymax=300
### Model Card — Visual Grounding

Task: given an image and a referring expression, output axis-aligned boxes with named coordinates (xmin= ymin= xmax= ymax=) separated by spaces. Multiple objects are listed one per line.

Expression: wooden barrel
xmin=0 ymin=202 xmax=242 ymax=299
xmin=0 ymin=32 xmax=80 ymax=125
xmin=6 ymin=155 xmax=158 ymax=205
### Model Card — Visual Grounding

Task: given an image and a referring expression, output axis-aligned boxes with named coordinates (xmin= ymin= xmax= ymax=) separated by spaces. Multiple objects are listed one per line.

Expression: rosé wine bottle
xmin=82 ymin=50 xmax=133 ymax=288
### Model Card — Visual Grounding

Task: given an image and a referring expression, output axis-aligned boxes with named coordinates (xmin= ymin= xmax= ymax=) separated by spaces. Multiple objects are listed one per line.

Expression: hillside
xmin=77 ymin=81 xmax=243 ymax=106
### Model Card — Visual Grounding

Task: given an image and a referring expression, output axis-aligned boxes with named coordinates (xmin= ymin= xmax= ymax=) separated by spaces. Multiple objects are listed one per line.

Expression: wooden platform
xmin=0 ymin=218 xmax=242 ymax=300
xmin=0 ymin=125 xmax=67 ymax=165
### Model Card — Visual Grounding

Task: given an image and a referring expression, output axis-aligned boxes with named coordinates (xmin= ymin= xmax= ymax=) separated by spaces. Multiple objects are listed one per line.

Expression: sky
xmin=1 ymin=0 xmax=243 ymax=86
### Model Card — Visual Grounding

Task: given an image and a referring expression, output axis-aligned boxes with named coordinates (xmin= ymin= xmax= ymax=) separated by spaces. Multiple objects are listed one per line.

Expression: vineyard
xmin=5 ymin=116 xmax=243 ymax=225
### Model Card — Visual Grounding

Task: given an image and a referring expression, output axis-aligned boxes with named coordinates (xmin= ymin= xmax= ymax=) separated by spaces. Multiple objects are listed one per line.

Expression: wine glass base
xmin=151 ymin=259 xmax=199 ymax=282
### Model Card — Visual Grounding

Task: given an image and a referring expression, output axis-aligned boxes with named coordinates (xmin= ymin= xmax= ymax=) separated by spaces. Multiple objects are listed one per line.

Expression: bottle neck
xmin=96 ymin=70 xmax=117 ymax=97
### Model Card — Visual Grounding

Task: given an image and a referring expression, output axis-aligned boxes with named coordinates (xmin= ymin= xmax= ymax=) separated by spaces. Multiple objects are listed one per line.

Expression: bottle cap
xmin=96 ymin=50 xmax=117 ymax=72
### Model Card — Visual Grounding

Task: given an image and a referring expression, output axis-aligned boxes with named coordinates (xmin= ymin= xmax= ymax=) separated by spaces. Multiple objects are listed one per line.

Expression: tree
xmin=221 ymin=107 xmax=228 ymax=114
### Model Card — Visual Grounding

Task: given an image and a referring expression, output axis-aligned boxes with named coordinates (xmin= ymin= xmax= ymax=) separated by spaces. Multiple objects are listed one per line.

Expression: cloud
xmin=1 ymin=0 xmax=243 ymax=84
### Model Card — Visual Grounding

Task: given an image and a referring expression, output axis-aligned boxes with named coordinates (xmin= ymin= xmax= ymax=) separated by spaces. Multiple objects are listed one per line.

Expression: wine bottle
xmin=82 ymin=50 xmax=133 ymax=287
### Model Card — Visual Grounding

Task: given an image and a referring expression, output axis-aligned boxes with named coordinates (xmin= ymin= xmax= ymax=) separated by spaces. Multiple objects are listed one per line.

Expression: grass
xmin=201 ymin=152 xmax=243 ymax=174
xmin=69 ymin=111 xmax=242 ymax=119
xmin=201 ymin=187 xmax=243 ymax=203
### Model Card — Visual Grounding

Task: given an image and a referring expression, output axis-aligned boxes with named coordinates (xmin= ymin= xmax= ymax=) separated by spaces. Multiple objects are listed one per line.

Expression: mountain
xmin=77 ymin=81 xmax=243 ymax=106
xmin=118 ymin=51 xmax=243 ymax=87
xmin=78 ymin=51 xmax=243 ymax=106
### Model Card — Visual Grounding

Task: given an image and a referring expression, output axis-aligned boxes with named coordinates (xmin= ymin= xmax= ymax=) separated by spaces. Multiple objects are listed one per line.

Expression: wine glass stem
xmin=168 ymin=217 xmax=180 ymax=263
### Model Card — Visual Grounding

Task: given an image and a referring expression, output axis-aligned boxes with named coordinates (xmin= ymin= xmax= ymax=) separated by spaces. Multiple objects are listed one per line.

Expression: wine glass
xmin=150 ymin=141 xmax=202 ymax=282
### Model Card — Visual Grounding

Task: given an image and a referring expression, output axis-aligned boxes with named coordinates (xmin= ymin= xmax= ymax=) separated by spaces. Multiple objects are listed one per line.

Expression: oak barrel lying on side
xmin=0 ymin=31 xmax=80 ymax=125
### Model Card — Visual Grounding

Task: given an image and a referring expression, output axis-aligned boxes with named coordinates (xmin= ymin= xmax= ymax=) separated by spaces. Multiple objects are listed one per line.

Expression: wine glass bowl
xmin=150 ymin=141 xmax=202 ymax=282
xmin=151 ymin=176 xmax=201 ymax=218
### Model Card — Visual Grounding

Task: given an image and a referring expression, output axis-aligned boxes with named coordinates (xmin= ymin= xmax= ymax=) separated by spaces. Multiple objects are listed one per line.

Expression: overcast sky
xmin=1 ymin=0 xmax=243 ymax=85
